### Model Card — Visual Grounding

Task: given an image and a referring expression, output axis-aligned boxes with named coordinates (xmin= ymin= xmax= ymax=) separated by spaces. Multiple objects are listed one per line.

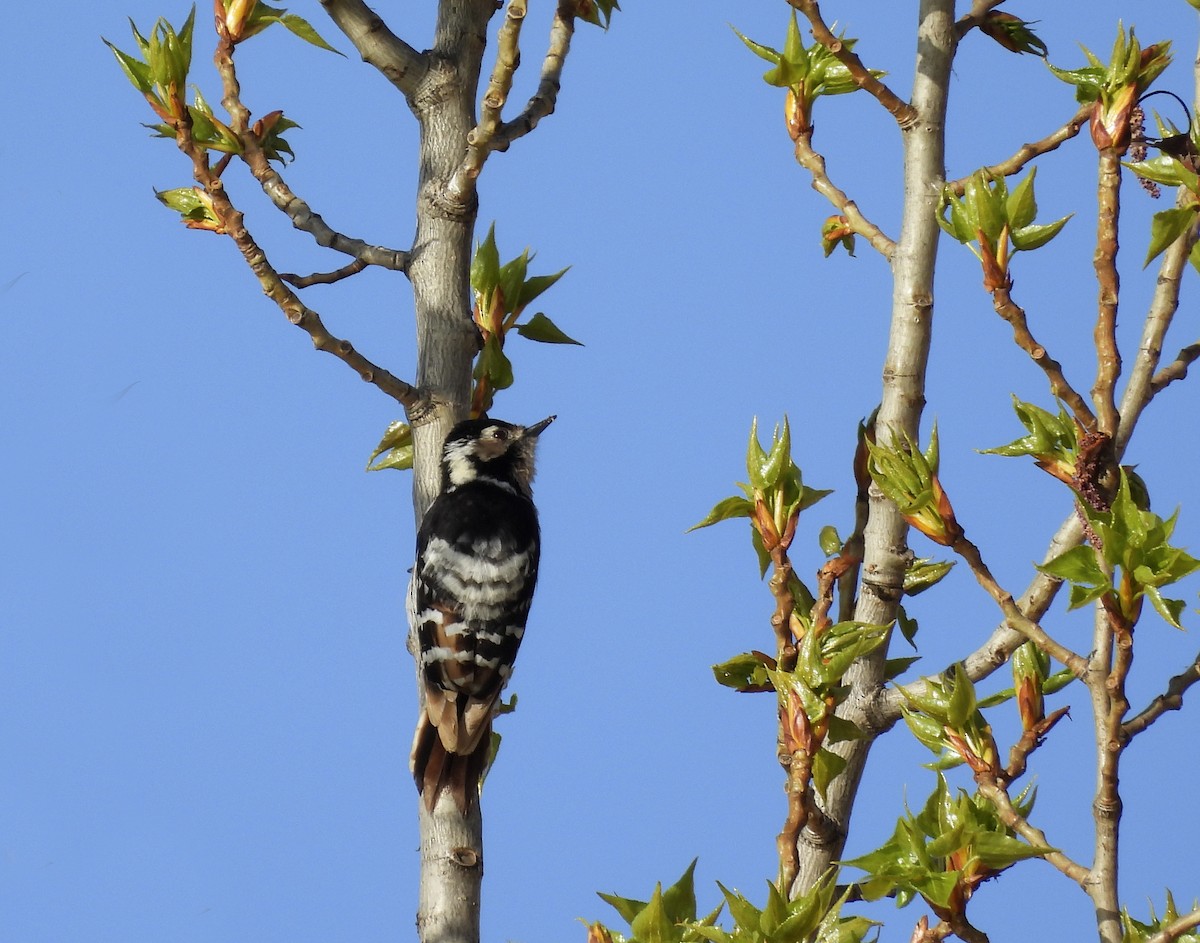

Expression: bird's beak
xmin=524 ymin=415 xmax=556 ymax=438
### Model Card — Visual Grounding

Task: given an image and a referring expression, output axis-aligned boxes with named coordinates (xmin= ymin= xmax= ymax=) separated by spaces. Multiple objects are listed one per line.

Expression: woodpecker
xmin=409 ymin=414 xmax=554 ymax=811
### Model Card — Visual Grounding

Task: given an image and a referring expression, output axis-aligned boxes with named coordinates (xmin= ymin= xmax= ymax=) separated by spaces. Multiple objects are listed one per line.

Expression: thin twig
xmin=318 ymin=0 xmax=427 ymax=99
xmin=991 ymin=286 xmax=1096 ymax=425
xmin=1150 ymin=341 xmax=1200 ymax=393
xmin=946 ymin=105 xmax=1091 ymax=194
xmin=1122 ymin=649 xmax=1200 ymax=739
xmin=788 ymin=0 xmax=919 ymax=129
xmin=1116 ymin=210 xmax=1199 ymax=452
xmin=280 ymin=258 xmax=368 ymax=288
xmin=1092 ymin=151 xmax=1123 ymax=435
xmin=245 ymin=161 xmax=411 ymax=271
xmin=951 ymin=533 xmax=1088 ymax=676
xmin=177 ymin=18 xmax=424 ymax=410
xmin=794 ymin=133 xmax=896 ymax=258
xmin=975 ymin=777 xmax=1090 ymax=885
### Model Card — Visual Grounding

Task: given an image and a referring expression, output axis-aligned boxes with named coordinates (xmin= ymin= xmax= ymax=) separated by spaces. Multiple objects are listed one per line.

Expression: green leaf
xmin=688 ymin=496 xmax=753 ymax=532
xmin=278 ymin=12 xmax=344 ymax=53
xmin=471 ymin=224 xmax=501 ymax=296
xmin=1144 ymin=585 xmax=1187 ymax=628
xmin=661 ymin=860 xmax=699 ymax=925
xmin=1006 ymin=167 xmax=1038 ymax=230
xmin=365 ymin=419 xmax=414 ymax=472
xmin=711 ymin=652 xmax=774 ymax=692
xmin=497 ymin=250 xmax=530 ymax=315
xmin=473 ymin=336 xmax=514 ymax=389
xmin=104 ymin=38 xmax=153 ymax=93
xmin=1011 ymin=214 xmax=1073 ymax=251
xmin=746 ymin=417 xmax=769 ymax=489
xmin=1126 ymin=154 xmax=1200 ymax=191
xmin=515 ymin=312 xmax=583 ymax=345
xmin=1144 ymin=206 xmax=1198 ymax=268
xmin=811 ymin=747 xmax=847 ymax=799
xmin=629 ymin=885 xmax=676 ymax=943
xmin=1037 ymin=544 xmax=1109 ymax=596
xmin=519 ymin=267 xmax=570 ymax=308
xmin=818 ymin=524 xmax=842 ymax=557
xmin=577 ymin=0 xmax=619 ymax=29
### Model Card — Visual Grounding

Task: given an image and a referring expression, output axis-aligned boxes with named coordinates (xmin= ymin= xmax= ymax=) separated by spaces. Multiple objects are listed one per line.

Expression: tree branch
xmin=1149 ymin=340 xmax=1200 ymax=393
xmin=280 ymin=258 xmax=368 ymax=287
xmin=246 ymin=159 xmax=412 ymax=271
xmin=788 ymin=0 xmax=920 ymax=129
xmin=172 ymin=20 xmax=424 ymax=410
xmin=1122 ymin=649 xmax=1200 ymax=739
xmin=950 ymin=534 xmax=1088 ymax=676
xmin=319 ymin=0 xmax=428 ymax=100
xmin=490 ymin=1 xmax=577 ymax=152
xmin=447 ymin=0 xmax=529 ymax=203
xmin=793 ymin=133 xmax=896 ymax=258
xmin=946 ymin=105 xmax=1091 ymax=194
xmin=991 ymin=286 xmax=1096 ymax=425
xmin=1092 ymin=151 xmax=1123 ymax=435
xmin=974 ymin=776 xmax=1090 ymax=885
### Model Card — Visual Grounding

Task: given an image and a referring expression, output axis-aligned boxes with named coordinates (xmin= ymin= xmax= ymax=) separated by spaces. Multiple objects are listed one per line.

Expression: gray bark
xmin=792 ymin=0 xmax=956 ymax=893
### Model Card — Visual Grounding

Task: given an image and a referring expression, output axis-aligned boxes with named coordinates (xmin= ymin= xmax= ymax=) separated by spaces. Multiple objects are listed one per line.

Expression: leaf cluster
xmin=865 ymin=425 xmax=961 ymax=547
xmin=469 ymin=224 xmax=578 ymax=418
xmin=899 ymin=664 xmax=998 ymax=774
xmin=1038 ymin=471 xmax=1200 ymax=628
xmin=1048 ymin=25 xmax=1171 ymax=150
xmin=105 ymin=8 xmax=197 ymax=123
xmin=733 ymin=13 xmax=881 ymax=137
xmin=844 ymin=774 xmax=1050 ymax=916
xmin=592 ymin=864 xmax=876 ymax=943
xmin=691 ymin=417 xmax=831 ymax=577
xmin=937 ymin=169 xmax=1071 ymax=290
xmin=980 ymin=396 xmax=1079 ymax=486
xmin=1121 ymin=891 xmax=1200 ymax=943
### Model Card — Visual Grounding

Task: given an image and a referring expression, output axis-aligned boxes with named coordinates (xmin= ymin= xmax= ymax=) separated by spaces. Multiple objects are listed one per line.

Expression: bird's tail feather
xmin=410 ymin=712 xmax=490 ymax=812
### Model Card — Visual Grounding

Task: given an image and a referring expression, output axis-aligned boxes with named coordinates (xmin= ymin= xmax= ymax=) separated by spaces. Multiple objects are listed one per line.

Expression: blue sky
xmin=4 ymin=2 xmax=1200 ymax=941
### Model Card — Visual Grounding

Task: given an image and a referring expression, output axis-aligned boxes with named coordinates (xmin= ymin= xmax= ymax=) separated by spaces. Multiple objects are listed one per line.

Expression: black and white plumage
xmin=409 ymin=415 xmax=554 ymax=811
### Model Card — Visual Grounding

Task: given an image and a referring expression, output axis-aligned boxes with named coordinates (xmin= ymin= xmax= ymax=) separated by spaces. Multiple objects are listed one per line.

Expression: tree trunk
xmin=792 ymin=0 xmax=955 ymax=893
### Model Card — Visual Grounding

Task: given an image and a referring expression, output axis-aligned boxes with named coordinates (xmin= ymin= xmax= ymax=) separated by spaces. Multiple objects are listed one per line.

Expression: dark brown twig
xmin=991 ymin=286 xmax=1096 ymax=426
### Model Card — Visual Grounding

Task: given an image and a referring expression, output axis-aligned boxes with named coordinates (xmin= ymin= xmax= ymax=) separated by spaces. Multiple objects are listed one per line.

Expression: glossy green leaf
xmin=473 ymin=336 xmax=514 ymax=389
xmin=470 ymin=224 xmax=501 ymax=296
xmin=818 ymin=524 xmax=842 ymax=557
xmin=689 ymin=496 xmax=753 ymax=532
xmin=1006 ymin=167 xmax=1038 ymax=230
xmin=519 ymin=267 xmax=570 ymax=308
xmin=1144 ymin=206 xmax=1198 ymax=268
xmin=1011 ymin=213 xmax=1073 ymax=251
xmin=365 ymin=419 xmax=413 ymax=472
xmin=277 ymin=12 xmax=344 ymax=53
xmin=711 ymin=652 xmax=773 ymax=692
xmin=812 ymin=747 xmax=847 ymax=800
xmin=515 ymin=312 xmax=583 ymax=346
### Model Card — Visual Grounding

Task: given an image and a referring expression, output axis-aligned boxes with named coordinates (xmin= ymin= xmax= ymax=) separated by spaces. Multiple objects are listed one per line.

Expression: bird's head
xmin=440 ymin=415 xmax=555 ymax=495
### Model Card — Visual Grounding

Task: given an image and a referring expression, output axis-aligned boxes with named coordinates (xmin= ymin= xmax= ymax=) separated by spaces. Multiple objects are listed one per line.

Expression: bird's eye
xmin=492 ymin=428 xmax=509 ymax=440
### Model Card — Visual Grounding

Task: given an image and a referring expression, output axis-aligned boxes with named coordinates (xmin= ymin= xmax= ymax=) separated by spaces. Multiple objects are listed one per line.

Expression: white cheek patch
xmin=443 ymin=440 xmax=478 ymax=486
